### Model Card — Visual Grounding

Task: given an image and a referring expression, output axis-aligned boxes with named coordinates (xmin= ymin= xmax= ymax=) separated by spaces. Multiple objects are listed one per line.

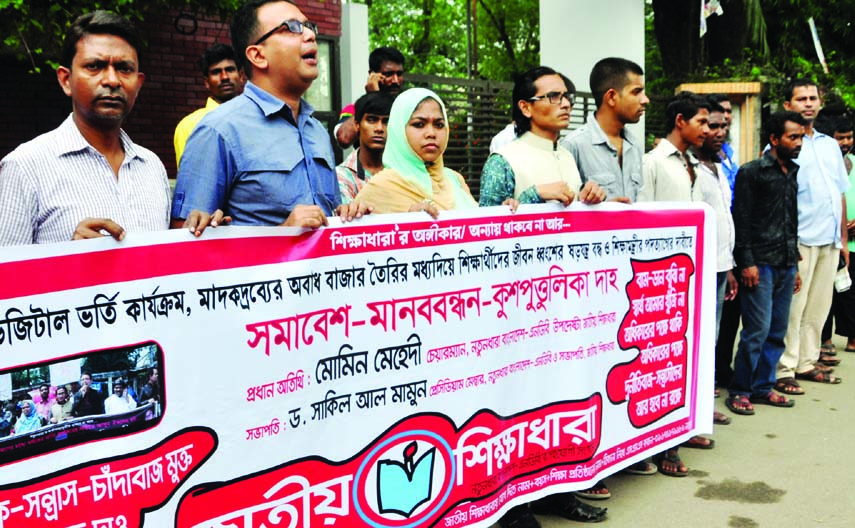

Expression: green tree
xmin=0 ymin=0 xmax=240 ymax=73
xmin=649 ymin=0 xmax=855 ymax=107
xmin=352 ymin=0 xmax=538 ymax=81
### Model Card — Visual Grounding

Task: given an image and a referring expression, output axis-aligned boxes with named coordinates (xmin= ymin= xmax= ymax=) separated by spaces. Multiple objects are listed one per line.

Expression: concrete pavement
xmin=489 ymin=336 xmax=855 ymax=528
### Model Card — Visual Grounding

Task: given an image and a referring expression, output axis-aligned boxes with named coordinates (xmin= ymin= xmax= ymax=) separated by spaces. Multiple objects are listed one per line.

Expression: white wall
xmin=540 ymin=0 xmax=645 ymax=92
xmin=340 ymin=3 xmax=370 ymax=107
xmin=540 ymin=0 xmax=646 ymax=136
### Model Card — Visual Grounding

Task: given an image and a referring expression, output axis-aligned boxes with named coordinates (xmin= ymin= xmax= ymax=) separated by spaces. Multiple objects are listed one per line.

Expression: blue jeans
xmin=715 ymin=271 xmax=728 ymax=342
xmin=729 ymin=264 xmax=797 ymax=397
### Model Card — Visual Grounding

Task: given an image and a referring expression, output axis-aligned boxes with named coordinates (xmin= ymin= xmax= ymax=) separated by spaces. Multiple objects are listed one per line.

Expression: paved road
xmin=489 ymin=336 xmax=855 ymax=528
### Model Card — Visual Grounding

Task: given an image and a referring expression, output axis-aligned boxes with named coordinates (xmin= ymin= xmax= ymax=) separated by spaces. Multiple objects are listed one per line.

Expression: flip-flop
xmin=774 ymin=377 xmax=805 ymax=395
xmin=795 ymin=368 xmax=842 ymax=384
xmin=623 ymin=460 xmax=657 ymax=475
xmin=845 ymin=346 xmax=855 ymax=353
xmin=750 ymin=392 xmax=795 ymax=408
xmin=682 ymin=435 xmax=715 ymax=449
xmin=713 ymin=411 xmax=731 ymax=425
xmin=652 ymin=450 xmax=688 ymax=477
xmin=574 ymin=481 xmax=611 ymax=500
xmin=818 ymin=354 xmax=841 ymax=366
xmin=725 ymin=394 xmax=755 ymax=415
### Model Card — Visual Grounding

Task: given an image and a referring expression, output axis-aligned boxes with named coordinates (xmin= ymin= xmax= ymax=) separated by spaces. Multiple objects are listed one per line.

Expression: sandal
xmin=725 ymin=394 xmax=755 ymax=415
xmin=818 ymin=354 xmax=841 ymax=366
xmin=820 ymin=342 xmax=837 ymax=355
xmin=683 ymin=435 xmax=715 ymax=449
xmin=749 ymin=391 xmax=795 ymax=408
xmin=714 ymin=388 xmax=721 ymax=398
xmin=574 ymin=481 xmax=610 ymax=500
xmin=652 ymin=449 xmax=688 ymax=477
xmin=795 ymin=368 xmax=842 ymax=384
xmin=813 ymin=362 xmax=834 ymax=373
xmin=774 ymin=377 xmax=805 ymax=395
xmin=845 ymin=345 xmax=855 ymax=353
xmin=623 ymin=460 xmax=657 ymax=475
xmin=531 ymin=492 xmax=607 ymax=523
xmin=713 ymin=411 xmax=731 ymax=425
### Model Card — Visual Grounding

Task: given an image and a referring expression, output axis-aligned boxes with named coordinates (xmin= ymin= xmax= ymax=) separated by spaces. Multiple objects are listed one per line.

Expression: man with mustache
xmin=774 ymin=79 xmax=849 ymax=393
xmin=335 ymin=91 xmax=394 ymax=204
xmin=174 ymin=43 xmax=246 ymax=168
xmin=174 ymin=0 xmax=368 ymax=230
xmin=0 ymin=12 xmax=202 ymax=245
xmin=335 ymin=47 xmax=405 ymax=150
xmin=50 ymin=386 xmax=74 ymax=424
xmin=726 ymin=111 xmax=807 ymax=415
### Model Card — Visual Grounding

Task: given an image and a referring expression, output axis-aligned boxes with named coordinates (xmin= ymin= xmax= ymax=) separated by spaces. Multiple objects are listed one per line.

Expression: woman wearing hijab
xmin=13 ymin=400 xmax=43 ymax=435
xmin=355 ymin=87 xmax=513 ymax=217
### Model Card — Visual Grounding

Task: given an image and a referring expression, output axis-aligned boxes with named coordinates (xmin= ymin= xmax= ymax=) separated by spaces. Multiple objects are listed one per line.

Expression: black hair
xmin=707 ymin=93 xmax=730 ymax=105
xmin=60 ymin=11 xmax=144 ymax=69
xmin=512 ymin=66 xmax=575 ymax=136
xmin=664 ymin=91 xmax=711 ymax=132
xmin=200 ymin=43 xmax=239 ymax=76
xmin=230 ymin=0 xmax=296 ymax=77
xmin=782 ymin=78 xmax=819 ymax=102
xmin=369 ymin=47 xmax=405 ymax=72
xmin=834 ymin=115 xmax=855 ymax=134
xmin=704 ymin=96 xmax=726 ymax=115
xmin=589 ymin=57 xmax=643 ymax=108
xmin=354 ymin=91 xmax=395 ymax=122
xmin=765 ymin=110 xmax=808 ymax=143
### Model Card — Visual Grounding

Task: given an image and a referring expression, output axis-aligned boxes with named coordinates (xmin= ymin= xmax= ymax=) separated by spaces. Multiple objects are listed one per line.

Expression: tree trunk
xmin=652 ymin=0 xmax=701 ymax=79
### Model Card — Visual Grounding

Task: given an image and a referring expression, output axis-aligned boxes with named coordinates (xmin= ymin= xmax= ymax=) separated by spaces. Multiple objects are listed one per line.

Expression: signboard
xmin=0 ymin=203 xmax=714 ymax=527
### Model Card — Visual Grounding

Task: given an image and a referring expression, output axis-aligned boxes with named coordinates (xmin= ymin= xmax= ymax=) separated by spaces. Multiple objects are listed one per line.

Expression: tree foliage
xmin=352 ymin=0 xmax=538 ymax=82
xmin=0 ymin=0 xmax=240 ymax=72
xmin=649 ymin=0 xmax=855 ymax=108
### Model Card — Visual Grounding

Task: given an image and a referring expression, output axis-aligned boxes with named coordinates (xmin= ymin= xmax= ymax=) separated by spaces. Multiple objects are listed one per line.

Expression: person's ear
xmin=57 ymin=66 xmax=72 ymax=97
xmin=518 ymin=99 xmax=533 ymax=119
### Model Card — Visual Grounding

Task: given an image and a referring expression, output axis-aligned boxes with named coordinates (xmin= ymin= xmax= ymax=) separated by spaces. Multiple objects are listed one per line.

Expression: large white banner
xmin=0 ymin=203 xmax=714 ymax=528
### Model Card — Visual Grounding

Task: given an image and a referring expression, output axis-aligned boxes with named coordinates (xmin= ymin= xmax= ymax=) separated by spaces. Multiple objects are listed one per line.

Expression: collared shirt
xmin=696 ymin=155 xmax=736 ymax=272
xmin=173 ymin=82 xmax=339 ymax=226
xmin=335 ymin=148 xmax=378 ymax=205
xmin=846 ymin=152 xmax=855 ymax=252
xmin=720 ymin=142 xmax=739 ymax=203
xmin=638 ymin=138 xmax=705 ymax=202
xmin=793 ymin=130 xmax=849 ymax=246
xmin=0 ymin=115 xmax=170 ymax=246
xmin=732 ymin=151 xmax=800 ymax=268
xmin=562 ymin=114 xmax=642 ymax=201
xmin=174 ymin=97 xmax=220 ymax=167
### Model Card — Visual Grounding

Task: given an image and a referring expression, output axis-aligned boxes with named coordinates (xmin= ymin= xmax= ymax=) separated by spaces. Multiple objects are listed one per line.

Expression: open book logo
xmin=376 ymin=440 xmax=436 ymax=518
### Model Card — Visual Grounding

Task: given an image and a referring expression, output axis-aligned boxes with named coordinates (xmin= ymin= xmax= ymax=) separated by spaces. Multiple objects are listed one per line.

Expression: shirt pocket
xmin=241 ymin=148 xmax=306 ymax=211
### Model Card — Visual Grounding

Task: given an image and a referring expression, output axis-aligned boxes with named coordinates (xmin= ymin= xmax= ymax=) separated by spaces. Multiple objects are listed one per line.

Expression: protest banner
xmin=0 ymin=203 xmax=714 ymax=527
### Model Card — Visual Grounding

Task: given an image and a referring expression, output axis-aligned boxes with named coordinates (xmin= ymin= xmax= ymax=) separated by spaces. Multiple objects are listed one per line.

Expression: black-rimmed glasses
xmin=254 ymin=19 xmax=319 ymax=45
xmin=528 ymin=91 xmax=575 ymax=105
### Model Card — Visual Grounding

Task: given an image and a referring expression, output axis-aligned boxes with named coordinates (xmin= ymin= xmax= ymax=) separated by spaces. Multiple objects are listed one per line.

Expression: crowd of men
xmin=0 ymin=0 xmax=853 ymax=525
xmin=0 ymin=368 xmax=162 ymax=438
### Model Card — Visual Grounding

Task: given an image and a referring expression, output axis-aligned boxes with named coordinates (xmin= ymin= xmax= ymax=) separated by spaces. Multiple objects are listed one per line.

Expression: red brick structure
xmin=0 ymin=0 xmax=342 ymax=178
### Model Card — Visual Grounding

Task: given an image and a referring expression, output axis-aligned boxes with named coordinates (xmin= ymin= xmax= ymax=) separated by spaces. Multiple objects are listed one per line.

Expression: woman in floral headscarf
xmin=355 ymin=87 xmax=512 ymax=217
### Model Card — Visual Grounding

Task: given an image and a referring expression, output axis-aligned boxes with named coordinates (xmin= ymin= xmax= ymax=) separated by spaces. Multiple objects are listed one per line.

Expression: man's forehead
xmin=209 ymin=59 xmax=238 ymax=72
xmin=708 ymin=111 xmax=725 ymax=122
xmin=257 ymin=1 xmax=305 ymax=27
xmin=535 ymin=74 xmax=566 ymax=91
xmin=378 ymin=61 xmax=403 ymax=71
xmin=791 ymin=85 xmax=819 ymax=99
xmin=75 ymin=33 xmax=138 ymax=61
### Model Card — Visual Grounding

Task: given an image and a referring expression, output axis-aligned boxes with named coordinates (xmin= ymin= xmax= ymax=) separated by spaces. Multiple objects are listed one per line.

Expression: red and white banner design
xmin=0 ymin=203 xmax=715 ymax=527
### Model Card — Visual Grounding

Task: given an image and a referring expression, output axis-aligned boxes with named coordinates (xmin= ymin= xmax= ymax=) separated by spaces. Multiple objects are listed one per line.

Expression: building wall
xmin=0 ymin=0 xmax=342 ymax=178
xmin=540 ymin=0 xmax=645 ymax=137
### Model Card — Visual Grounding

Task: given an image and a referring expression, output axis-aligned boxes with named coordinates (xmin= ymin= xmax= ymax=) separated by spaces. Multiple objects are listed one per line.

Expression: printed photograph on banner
xmin=0 ymin=341 xmax=164 ymax=465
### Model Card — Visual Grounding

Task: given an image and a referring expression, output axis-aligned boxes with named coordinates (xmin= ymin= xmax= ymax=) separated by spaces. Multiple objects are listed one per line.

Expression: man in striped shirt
xmin=0 ymin=11 xmax=220 ymax=246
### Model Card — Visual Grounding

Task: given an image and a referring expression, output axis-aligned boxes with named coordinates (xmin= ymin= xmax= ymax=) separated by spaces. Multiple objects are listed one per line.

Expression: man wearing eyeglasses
xmin=480 ymin=68 xmax=608 ymax=528
xmin=173 ymin=0 xmax=367 ymax=230
xmin=479 ymin=66 xmax=606 ymax=209
xmin=335 ymin=47 xmax=406 ymax=150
